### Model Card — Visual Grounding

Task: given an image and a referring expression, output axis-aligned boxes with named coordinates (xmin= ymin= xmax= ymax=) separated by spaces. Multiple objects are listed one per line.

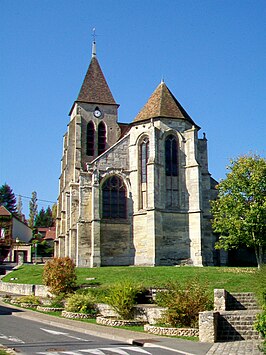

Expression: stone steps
xmin=217 ymin=310 xmax=261 ymax=341
xmin=226 ymin=292 xmax=259 ymax=310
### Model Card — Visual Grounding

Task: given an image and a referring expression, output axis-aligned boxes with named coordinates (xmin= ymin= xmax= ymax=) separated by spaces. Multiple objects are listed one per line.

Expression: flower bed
xmin=9 ymin=300 xmax=39 ymax=309
xmin=61 ymin=310 xmax=95 ymax=319
xmin=96 ymin=316 xmax=146 ymax=327
xmin=37 ymin=306 xmax=64 ymax=312
xmin=144 ymin=324 xmax=199 ymax=337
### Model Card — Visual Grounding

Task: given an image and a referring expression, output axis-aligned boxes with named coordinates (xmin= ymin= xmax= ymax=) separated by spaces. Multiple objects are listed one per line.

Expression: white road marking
xmin=40 ymin=328 xmax=90 ymax=342
xmin=120 ymin=347 xmax=152 ymax=354
xmin=97 ymin=348 xmax=130 ymax=354
xmin=37 ymin=346 xmax=153 ymax=355
xmin=78 ymin=350 xmax=106 ymax=354
xmin=0 ymin=333 xmax=25 ymax=343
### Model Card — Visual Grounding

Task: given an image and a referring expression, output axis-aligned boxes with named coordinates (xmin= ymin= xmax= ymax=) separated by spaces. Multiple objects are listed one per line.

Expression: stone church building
xmin=55 ymin=42 xmax=219 ymax=267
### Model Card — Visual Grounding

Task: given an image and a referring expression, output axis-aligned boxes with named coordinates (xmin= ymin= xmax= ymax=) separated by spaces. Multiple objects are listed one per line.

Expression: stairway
xmin=227 ymin=292 xmax=260 ymax=311
xmin=217 ymin=292 xmax=261 ymax=341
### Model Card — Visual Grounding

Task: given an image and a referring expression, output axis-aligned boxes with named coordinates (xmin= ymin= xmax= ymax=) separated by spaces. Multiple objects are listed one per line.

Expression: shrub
xmin=155 ymin=279 xmax=212 ymax=328
xmin=43 ymin=257 xmax=77 ymax=295
xmin=255 ymin=265 xmax=266 ymax=308
xmin=76 ymin=286 xmax=109 ymax=303
xmin=16 ymin=295 xmax=41 ymax=305
xmin=46 ymin=294 xmax=65 ymax=308
xmin=105 ymin=281 xmax=142 ymax=320
xmin=254 ymin=266 xmax=266 ymax=354
xmin=254 ymin=310 xmax=266 ymax=354
xmin=65 ymin=293 xmax=97 ymax=315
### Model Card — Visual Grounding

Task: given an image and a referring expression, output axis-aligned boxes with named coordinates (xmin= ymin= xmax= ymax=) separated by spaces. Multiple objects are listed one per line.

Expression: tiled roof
xmin=118 ymin=123 xmax=130 ymax=138
xmin=133 ymin=81 xmax=196 ymax=126
xmin=44 ymin=229 xmax=56 ymax=240
xmin=77 ymin=57 xmax=117 ymax=105
xmin=0 ymin=205 xmax=11 ymax=216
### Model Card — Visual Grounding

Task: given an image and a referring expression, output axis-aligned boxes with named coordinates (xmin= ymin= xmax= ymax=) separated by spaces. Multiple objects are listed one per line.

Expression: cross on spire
xmin=92 ymin=28 xmax=96 ymax=57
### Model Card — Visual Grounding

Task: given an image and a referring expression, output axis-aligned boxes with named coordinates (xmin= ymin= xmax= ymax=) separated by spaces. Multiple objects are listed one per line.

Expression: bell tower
xmin=69 ymin=39 xmax=121 ymax=165
xmin=55 ymin=39 xmax=121 ymax=262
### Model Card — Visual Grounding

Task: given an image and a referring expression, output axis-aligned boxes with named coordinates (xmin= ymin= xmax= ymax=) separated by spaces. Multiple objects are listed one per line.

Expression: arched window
xmin=139 ymin=137 xmax=149 ymax=209
xmin=141 ymin=138 xmax=149 ymax=183
xmin=102 ymin=176 xmax=127 ymax=219
xmin=98 ymin=121 xmax=106 ymax=155
xmin=165 ymin=134 xmax=179 ymax=207
xmin=165 ymin=134 xmax=178 ymax=176
xmin=86 ymin=121 xmax=94 ymax=156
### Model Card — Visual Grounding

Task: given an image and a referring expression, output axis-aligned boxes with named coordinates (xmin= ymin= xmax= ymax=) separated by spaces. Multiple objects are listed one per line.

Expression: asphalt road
xmin=0 ymin=306 xmax=185 ymax=355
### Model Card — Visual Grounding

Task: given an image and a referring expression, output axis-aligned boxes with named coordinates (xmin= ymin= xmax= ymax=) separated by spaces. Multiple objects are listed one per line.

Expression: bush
xmin=43 ymin=257 xmax=77 ymax=295
xmin=45 ymin=294 xmax=65 ymax=308
xmin=105 ymin=281 xmax=142 ymax=320
xmin=76 ymin=286 xmax=109 ymax=303
xmin=254 ymin=310 xmax=266 ymax=354
xmin=15 ymin=295 xmax=41 ymax=305
xmin=255 ymin=265 xmax=266 ymax=308
xmin=155 ymin=279 xmax=212 ymax=328
xmin=254 ymin=266 xmax=266 ymax=354
xmin=65 ymin=293 xmax=97 ymax=315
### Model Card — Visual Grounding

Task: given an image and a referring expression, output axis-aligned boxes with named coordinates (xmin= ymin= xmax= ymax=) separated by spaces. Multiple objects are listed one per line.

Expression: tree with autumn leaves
xmin=211 ymin=154 xmax=266 ymax=268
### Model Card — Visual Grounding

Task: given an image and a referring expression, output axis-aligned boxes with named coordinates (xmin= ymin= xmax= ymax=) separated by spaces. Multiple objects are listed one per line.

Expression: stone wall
xmin=144 ymin=324 xmax=199 ymax=337
xmin=0 ymin=281 xmax=50 ymax=297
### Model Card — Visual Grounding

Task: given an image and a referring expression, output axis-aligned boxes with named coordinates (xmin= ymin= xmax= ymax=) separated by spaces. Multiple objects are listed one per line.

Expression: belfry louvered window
xmin=102 ymin=176 xmax=127 ymax=219
xmin=98 ymin=121 xmax=106 ymax=155
xmin=86 ymin=121 xmax=94 ymax=156
xmin=165 ymin=134 xmax=179 ymax=207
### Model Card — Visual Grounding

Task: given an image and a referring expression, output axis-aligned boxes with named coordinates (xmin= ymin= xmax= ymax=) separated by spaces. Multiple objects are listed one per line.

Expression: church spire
xmin=73 ymin=32 xmax=117 ymax=107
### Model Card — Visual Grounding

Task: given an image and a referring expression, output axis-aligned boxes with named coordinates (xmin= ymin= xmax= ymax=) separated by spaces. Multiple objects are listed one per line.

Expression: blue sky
xmin=1 ymin=0 xmax=265 ymax=218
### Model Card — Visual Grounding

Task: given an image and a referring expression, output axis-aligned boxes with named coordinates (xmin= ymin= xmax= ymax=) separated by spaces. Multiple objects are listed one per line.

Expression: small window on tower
xmin=98 ymin=121 xmax=106 ymax=155
xmin=86 ymin=121 xmax=95 ymax=156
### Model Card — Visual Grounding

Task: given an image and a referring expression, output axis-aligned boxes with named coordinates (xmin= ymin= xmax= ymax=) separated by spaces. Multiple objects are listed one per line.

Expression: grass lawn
xmin=2 ymin=264 xmax=259 ymax=294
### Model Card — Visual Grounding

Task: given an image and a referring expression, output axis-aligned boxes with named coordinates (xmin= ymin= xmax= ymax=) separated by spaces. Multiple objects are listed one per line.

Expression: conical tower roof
xmin=76 ymin=56 xmax=117 ymax=106
xmin=133 ymin=81 xmax=196 ymax=126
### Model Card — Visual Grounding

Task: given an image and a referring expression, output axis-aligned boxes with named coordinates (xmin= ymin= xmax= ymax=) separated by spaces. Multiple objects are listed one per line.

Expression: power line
xmin=15 ymin=194 xmax=56 ymax=204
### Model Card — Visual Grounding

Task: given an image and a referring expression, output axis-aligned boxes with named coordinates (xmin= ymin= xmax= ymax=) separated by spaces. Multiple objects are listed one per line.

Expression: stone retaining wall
xmin=37 ymin=306 xmax=64 ymax=312
xmin=96 ymin=303 xmax=166 ymax=325
xmin=62 ymin=310 xmax=95 ymax=319
xmin=0 ymin=281 xmax=50 ymax=297
xmin=144 ymin=324 xmax=199 ymax=337
xmin=133 ymin=304 xmax=167 ymax=325
xmin=96 ymin=316 xmax=146 ymax=327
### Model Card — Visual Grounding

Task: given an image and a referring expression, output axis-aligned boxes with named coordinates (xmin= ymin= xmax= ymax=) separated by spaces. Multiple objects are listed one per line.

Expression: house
xmin=0 ymin=206 xmax=32 ymax=263
xmin=55 ymin=40 xmax=223 ymax=267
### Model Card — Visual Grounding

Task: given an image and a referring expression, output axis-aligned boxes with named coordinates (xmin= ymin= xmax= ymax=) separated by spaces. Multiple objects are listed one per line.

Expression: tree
xmin=35 ymin=206 xmax=53 ymax=227
xmin=28 ymin=191 xmax=38 ymax=228
xmin=211 ymin=154 xmax=266 ymax=268
xmin=34 ymin=207 xmax=46 ymax=227
xmin=52 ymin=203 xmax=57 ymax=222
xmin=45 ymin=206 xmax=53 ymax=227
xmin=0 ymin=183 xmax=17 ymax=214
xmin=16 ymin=195 xmax=23 ymax=219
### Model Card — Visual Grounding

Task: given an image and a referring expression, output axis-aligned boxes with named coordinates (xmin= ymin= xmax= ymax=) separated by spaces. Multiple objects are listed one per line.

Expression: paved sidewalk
xmin=206 ymin=340 xmax=263 ymax=355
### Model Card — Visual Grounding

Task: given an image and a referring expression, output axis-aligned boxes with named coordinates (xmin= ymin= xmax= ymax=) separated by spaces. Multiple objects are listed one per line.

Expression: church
xmin=54 ymin=41 xmax=220 ymax=267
